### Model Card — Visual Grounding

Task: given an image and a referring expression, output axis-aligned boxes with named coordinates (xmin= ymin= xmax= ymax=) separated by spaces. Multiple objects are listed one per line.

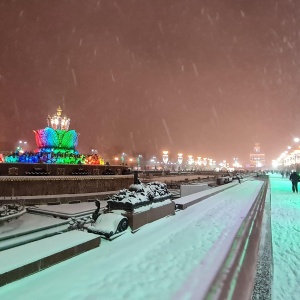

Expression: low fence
xmin=0 ymin=175 xmax=134 ymax=198
xmin=0 ymin=163 xmax=128 ymax=177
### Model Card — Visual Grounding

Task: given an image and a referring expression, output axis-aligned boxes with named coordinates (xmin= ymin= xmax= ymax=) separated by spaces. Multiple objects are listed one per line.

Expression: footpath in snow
xmin=269 ymin=174 xmax=300 ymax=300
xmin=0 ymin=179 xmax=263 ymax=300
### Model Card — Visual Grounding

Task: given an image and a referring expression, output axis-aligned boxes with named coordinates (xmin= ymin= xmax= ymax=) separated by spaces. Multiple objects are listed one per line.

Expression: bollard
xmin=134 ymin=171 xmax=139 ymax=184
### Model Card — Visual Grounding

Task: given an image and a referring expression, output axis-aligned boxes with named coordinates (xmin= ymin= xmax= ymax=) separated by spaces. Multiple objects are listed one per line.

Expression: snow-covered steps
xmin=0 ymin=223 xmax=69 ymax=251
xmin=0 ymin=231 xmax=100 ymax=287
xmin=0 ymin=213 xmax=69 ymax=251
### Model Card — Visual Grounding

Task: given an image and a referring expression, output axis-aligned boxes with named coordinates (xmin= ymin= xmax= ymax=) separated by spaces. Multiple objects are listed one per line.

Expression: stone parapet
xmin=0 ymin=175 xmax=134 ymax=197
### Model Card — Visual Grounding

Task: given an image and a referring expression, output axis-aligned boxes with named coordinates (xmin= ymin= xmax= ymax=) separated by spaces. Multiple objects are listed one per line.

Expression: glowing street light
xmin=137 ymin=155 xmax=142 ymax=169
xmin=187 ymin=155 xmax=194 ymax=165
xmin=121 ymin=152 xmax=126 ymax=164
xmin=177 ymin=153 xmax=183 ymax=165
xmin=17 ymin=140 xmax=28 ymax=153
xmin=197 ymin=157 xmax=202 ymax=167
xmin=128 ymin=158 xmax=133 ymax=168
xmin=162 ymin=151 xmax=169 ymax=164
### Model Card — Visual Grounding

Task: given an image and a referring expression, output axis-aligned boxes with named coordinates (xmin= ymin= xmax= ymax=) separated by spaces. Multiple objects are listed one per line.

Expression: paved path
xmin=269 ymin=174 xmax=300 ymax=300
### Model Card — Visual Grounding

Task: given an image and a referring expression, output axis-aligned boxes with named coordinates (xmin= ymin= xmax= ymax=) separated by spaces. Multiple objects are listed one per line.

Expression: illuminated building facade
xmin=250 ymin=143 xmax=265 ymax=168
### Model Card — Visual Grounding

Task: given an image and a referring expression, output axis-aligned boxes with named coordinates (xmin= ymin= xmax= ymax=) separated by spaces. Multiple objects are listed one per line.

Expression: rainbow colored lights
xmin=34 ymin=127 xmax=78 ymax=150
xmin=3 ymin=153 xmax=105 ymax=165
xmin=0 ymin=107 xmax=107 ymax=165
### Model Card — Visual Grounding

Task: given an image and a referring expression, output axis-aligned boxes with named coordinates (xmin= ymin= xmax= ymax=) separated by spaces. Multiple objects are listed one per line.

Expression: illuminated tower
xmin=250 ymin=143 xmax=265 ymax=168
xmin=34 ymin=106 xmax=79 ymax=154
xmin=47 ymin=106 xmax=71 ymax=131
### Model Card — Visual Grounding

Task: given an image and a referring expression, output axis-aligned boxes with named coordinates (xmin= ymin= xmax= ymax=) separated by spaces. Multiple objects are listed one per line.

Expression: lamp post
xmin=208 ymin=158 xmax=213 ymax=170
xmin=203 ymin=158 xmax=207 ymax=170
xmin=293 ymin=138 xmax=300 ymax=171
xmin=197 ymin=157 xmax=201 ymax=170
xmin=187 ymin=155 xmax=194 ymax=170
xmin=177 ymin=153 xmax=183 ymax=171
xmin=121 ymin=152 xmax=126 ymax=165
xmin=137 ymin=155 xmax=142 ymax=170
xmin=91 ymin=149 xmax=98 ymax=155
xmin=17 ymin=140 xmax=28 ymax=153
xmin=129 ymin=158 xmax=133 ymax=169
xmin=162 ymin=151 xmax=169 ymax=170
xmin=150 ymin=156 xmax=157 ymax=170
xmin=162 ymin=151 xmax=169 ymax=164
xmin=233 ymin=157 xmax=239 ymax=169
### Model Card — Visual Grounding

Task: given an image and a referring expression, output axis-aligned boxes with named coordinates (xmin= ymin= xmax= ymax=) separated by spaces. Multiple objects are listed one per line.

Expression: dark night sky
xmin=0 ymin=0 xmax=300 ymax=165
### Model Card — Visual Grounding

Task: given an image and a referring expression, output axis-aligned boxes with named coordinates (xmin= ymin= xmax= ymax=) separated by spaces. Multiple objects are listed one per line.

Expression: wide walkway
xmin=0 ymin=179 xmax=262 ymax=300
xmin=0 ymin=175 xmax=298 ymax=299
xmin=270 ymin=174 xmax=300 ymax=300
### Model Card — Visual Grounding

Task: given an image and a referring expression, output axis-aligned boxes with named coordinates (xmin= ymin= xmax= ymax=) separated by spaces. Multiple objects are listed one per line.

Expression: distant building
xmin=250 ymin=143 xmax=265 ymax=168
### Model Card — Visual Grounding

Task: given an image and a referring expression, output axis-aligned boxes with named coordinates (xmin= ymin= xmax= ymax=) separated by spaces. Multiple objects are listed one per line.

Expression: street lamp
xmin=17 ymin=140 xmax=28 ymax=153
xmin=150 ymin=156 xmax=157 ymax=170
xmin=196 ymin=157 xmax=202 ymax=170
xmin=208 ymin=158 xmax=213 ymax=170
xmin=121 ymin=153 xmax=126 ymax=164
xmin=187 ymin=155 xmax=194 ymax=166
xmin=162 ymin=151 xmax=169 ymax=164
xmin=177 ymin=153 xmax=183 ymax=164
xmin=177 ymin=153 xmax=183 ymax=172
xmin=203 ymin=158 xmax=207 ymax=170
xmin=129 ymin=158 xmax=133 ymax=169
xmin=292 ymin=139 xmax=300 ymax=170
xmin=137 ymin=155 xmax=142 ymax=170
xmin=91 ymin=149 xmax=98 ymax=154
xmin=233 ymin=157 xmax=239 ymax=168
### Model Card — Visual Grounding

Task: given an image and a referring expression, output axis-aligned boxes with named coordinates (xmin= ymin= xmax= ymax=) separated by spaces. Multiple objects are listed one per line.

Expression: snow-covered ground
xmin=270 ymin=174 xmax=300 ymax=300
xmin=0 ymin=179 xmax=262 ymax=300
xmin=0 ymin=174 xmax=298 ymax=300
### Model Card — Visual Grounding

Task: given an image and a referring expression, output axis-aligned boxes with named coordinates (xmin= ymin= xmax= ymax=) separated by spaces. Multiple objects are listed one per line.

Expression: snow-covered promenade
xmin=0 ymin=179 xmax=263 ymax=300
xmin=270 ymin=174 xmax=300 ymax=300
xmin=0 ymin=174 xmax=299 ymax=300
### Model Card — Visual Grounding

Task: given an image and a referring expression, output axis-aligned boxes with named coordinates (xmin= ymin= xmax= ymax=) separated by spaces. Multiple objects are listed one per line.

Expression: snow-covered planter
xmin=0 ymin=202 xmax=26 ymax=223
xmin=107 ymin=181 xmax=172 ymax=212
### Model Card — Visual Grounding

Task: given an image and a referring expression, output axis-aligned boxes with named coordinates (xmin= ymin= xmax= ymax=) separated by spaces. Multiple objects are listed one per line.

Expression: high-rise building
xmin=250 ymin=143 xmax=265 ymax=168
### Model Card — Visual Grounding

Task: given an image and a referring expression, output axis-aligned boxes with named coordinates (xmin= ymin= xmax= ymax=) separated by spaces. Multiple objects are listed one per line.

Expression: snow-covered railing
xmin=204 ymin=178 xmax=269 ymax=299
